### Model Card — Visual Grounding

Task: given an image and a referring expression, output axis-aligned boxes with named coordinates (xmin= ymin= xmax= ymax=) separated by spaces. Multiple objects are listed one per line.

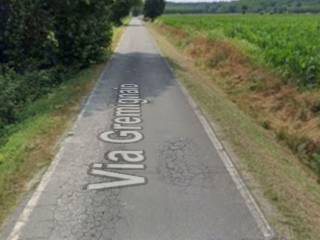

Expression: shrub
xmin=0 ymin=66 xmax=67 ymax=128
xmin=0 ymin=1 xmax=10 ymax=64
xmin=110 ymin=0 xmax=132 ymax=25
xmin=2 ymin=0 xmax=57 ymax=72
xmin=50 ymin=0 xmax=113 ymax=67
xmin=1 ymin=0 xmax=114 ymax=70
xmin=0 ymin=0 xmax=120 ymax=130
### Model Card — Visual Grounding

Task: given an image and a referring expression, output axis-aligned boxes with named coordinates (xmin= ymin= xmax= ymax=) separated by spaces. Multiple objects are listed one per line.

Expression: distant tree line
xmin=0 ymin=0 xmax=138 ymax=130
xmin=165 ymin=0 xmax=320 ymax=14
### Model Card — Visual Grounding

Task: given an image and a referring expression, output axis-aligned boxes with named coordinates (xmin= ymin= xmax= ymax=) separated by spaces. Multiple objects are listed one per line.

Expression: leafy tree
xmin=110 ymin=0 xmax=132 ymax=25
xmin=241 ymin=4 xmax=248 ymax=14
xmin=2 ymin=0 xmax=114 ymax=70
xmin=144 ymin=0 xmax=166 ymax=21
xmin=2 ymin=0 xmax=56 ymax=71
xmin=0 ymin=0 xmax=10 ymax=64
xmin=110 ymin=0 xmax=143 ymax=25
xmin=49 ymin=0 xmax=113 ymax=67
xmin=0 ymin=0 xmax=115 ymax=126
xmin=131 ymin=0 xmax=144 ymax=16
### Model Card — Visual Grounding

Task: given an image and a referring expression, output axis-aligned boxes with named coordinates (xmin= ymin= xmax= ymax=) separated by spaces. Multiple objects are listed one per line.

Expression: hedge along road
xmin=2 ymin=18 xmax=274 ymax=240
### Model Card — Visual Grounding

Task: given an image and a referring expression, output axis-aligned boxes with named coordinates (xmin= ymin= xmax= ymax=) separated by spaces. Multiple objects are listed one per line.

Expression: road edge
xmin=4 ymin=25 xmax=128 ymax=240
xmin=146 ymin=23 xmax=276 ymax=240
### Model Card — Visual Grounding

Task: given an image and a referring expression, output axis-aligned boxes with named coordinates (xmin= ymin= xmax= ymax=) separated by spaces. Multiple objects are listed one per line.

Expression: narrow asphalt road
xmin=2 ymin=18 xmax=273 ymax=240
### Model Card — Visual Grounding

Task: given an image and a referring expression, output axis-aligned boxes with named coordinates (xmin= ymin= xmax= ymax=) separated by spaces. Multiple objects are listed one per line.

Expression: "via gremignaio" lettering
xmin=86 ymin=84 xmax=147 ymax=190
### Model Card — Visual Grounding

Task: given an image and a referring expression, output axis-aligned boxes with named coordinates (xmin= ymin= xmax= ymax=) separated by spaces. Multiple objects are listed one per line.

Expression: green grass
xmin=155 ymin=15 xmax=320 ymax=181
xmin=0 ymin=22 xmax=129 ymax=225
xmin=0 ymin=64 xmax=105 ymax=223
xmin=159 ymin=15 xmax=320 ymax=87
xmin=149 ymin=23 xmax=320 ymax=240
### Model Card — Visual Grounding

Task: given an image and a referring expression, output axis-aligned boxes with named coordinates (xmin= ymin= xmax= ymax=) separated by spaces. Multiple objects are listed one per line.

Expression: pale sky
xmin=168 ymin=0 xmax=230 ymax=2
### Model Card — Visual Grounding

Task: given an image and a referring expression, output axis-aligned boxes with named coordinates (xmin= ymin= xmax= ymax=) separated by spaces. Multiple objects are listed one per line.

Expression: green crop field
xmin=159 ymin=15 xmax=320 ymax=87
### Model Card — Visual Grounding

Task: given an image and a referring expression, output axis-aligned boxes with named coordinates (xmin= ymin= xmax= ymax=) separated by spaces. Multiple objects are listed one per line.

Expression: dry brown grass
xmin=149 ymin=23 xmax=320 ymax=240
xmin=155 ymin=24 xmax=320 ymax=178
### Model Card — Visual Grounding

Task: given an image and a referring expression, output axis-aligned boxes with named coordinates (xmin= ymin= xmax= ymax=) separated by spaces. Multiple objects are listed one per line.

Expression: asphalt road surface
xmin=2 ymin=18 xmax=274 ymax=240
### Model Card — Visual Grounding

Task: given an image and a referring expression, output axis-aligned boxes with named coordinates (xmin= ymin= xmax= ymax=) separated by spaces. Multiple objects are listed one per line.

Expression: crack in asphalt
xmin=4 ymin=17 xmax=269 ymax=240
xmin=157 ymin=138 xmax=212 ymax=188
xmin=43 ymin=189 xmax=122 ymax=240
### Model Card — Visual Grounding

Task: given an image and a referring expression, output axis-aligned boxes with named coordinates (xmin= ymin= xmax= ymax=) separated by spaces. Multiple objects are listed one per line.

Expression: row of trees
xmin=165 ymin=0 xmax=320 ymax=14
xmin=0 ymin=0 xmax=144 ymax=129
xmin=1 ymin=0 xmax=144 ymax=72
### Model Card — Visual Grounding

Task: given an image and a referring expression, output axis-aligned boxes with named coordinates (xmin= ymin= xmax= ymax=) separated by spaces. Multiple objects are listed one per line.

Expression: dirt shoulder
xmin=148 ymin=23 xmax=320 ymax=240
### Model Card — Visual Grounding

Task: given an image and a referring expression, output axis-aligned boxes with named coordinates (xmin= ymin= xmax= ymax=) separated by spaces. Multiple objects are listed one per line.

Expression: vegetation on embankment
xmin=0 ymin=64 xmax=104 ymax=224
xmin=149 ymin=17 xmax=320 ymax=240
xmin=0 ymin=15 xmax=129 ymax=229
xmin=0 ymin=1 xmax=139 ymax=132
xmin=0 ymin=0 xmax=137 ymax=230
xmin=160 ymin=15 xmax=320 ymax=88
xmin=155 ymin=15 xmax=320 ymax=181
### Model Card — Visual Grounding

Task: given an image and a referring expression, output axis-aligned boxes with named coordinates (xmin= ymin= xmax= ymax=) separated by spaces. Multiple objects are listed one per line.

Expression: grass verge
xmin=148 ymin=23 xmax=320 ymax=240
xmin=152 ymin=21 xmax=320 ymax=180
xmin=0 ymin=23 xmax=128 ymax=226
